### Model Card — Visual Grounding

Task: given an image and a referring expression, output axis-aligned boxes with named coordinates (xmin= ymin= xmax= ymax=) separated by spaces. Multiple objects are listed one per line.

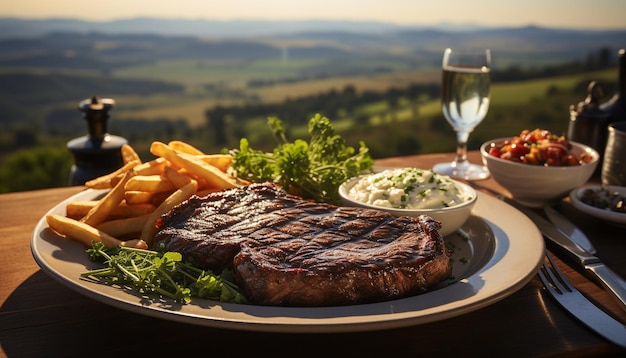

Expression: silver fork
xmin=538 ymin=250 xmax=626 ymax=348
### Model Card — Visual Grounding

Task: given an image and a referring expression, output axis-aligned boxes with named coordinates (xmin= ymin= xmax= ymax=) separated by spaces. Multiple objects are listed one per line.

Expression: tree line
xmin=493 ymin=46 xmax=615 ymax=82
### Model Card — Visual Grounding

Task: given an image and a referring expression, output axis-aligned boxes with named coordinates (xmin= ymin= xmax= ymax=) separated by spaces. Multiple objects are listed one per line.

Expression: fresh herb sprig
xmin=229 ymin=114 xmax=374 ymax=205
xmin=82 ymin=242 xmax=247 ymax=304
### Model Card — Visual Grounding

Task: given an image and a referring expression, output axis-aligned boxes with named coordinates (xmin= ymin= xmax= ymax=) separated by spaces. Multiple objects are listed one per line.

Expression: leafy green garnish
xmin=229 ymin=114 xmax=374 ymax=205
xmin=82 ymin=242 xmax=247 ymax=304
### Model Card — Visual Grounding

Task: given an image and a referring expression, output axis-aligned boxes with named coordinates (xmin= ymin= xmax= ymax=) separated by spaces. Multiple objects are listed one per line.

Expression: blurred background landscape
xmin=0 ymin=0 xmax=625 ymax=192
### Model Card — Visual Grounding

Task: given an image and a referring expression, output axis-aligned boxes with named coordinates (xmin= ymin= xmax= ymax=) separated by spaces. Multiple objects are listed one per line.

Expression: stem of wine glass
xmin=453 ymin=130 xmax=470 ymax=167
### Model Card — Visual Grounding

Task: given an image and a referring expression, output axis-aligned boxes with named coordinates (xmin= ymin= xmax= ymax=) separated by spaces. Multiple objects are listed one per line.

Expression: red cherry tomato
xmin=488 ymin=147 xmax=501 ymax=157
xmin=508 ymin=143 xmax=530 ymax=159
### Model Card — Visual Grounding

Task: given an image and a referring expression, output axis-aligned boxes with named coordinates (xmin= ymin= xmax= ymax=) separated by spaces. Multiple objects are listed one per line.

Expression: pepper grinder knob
xmin=78 ymin=95 xmax=116 ymax=146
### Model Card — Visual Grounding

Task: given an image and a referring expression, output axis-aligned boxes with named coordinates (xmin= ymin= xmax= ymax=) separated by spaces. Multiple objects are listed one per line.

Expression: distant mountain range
xmin=0 ymin=17 xmax=621 ymax=39
xmin=1 ymin=17 xmax=624 ymax=69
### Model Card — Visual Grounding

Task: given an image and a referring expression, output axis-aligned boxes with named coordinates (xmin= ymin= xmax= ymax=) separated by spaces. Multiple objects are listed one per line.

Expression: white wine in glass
xmin=433 ymin=48 xmax=491 ymax=180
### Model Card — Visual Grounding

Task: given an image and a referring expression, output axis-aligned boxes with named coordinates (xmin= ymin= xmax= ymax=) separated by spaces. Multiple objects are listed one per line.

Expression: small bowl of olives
xmin=570 ymin=185 xmax=626 ymax=226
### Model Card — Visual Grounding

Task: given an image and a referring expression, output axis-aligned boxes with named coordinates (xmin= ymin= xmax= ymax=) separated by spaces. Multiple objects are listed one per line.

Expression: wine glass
xmin=433 ymin=48 xmax=491 ymax=180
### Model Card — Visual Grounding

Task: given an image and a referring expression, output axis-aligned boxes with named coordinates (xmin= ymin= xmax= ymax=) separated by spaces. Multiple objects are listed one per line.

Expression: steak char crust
xmin=154 ymin=182 xmax=452 ymax=306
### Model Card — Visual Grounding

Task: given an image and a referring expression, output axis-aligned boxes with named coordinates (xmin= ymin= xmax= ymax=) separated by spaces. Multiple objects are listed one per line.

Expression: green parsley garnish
xmin=82 ymin=242 xmax=247 ymax=304
xmin=229 ymin=114 xmax=374 ymax=205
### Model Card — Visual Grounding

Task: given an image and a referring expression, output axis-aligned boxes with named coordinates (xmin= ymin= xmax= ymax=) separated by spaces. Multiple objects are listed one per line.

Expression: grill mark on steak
xmin=154 ymin=182 xmax=452 ymax=307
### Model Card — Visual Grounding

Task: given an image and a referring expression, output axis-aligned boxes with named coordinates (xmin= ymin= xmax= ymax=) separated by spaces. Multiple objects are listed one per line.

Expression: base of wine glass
xmin=432 ymin=161 xmax=490 ymax=181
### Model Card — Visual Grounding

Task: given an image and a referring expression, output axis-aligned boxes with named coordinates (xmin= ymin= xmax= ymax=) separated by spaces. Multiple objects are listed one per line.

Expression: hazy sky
xmin=1 ymin=0 xmax=625 ymax=29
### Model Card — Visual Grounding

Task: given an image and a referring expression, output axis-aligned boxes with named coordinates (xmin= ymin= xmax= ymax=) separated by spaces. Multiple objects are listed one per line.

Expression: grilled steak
xmin=154 ymin=182 xmax=452 ymax=306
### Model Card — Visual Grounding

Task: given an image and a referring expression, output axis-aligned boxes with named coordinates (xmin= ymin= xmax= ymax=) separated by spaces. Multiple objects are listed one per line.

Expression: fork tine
xmin=538 ymin=251 xmax=574 ymax=296
xmin=537 ymin=252 xmax=558 ymax=292
xmin=543 ymin=251 xmax=574 ymax=294
xmin=538 ymin=263 xmax=561 ymax=295
xmin=537 ymin=265 xmax=552 ymax=290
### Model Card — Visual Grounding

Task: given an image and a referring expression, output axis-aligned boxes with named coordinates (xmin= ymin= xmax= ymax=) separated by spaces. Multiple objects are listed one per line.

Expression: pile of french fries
xmin=46 ymin=141 xmax=245 ymax=250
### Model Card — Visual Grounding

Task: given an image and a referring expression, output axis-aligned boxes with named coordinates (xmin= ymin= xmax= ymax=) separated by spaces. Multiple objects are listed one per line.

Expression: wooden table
xmin=1 ymin=152 xmax=625 ymax=357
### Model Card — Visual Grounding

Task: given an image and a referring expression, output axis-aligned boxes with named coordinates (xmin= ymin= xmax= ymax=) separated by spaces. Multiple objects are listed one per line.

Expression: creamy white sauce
xmin=347 ymin=168 xmax=471 ymax=209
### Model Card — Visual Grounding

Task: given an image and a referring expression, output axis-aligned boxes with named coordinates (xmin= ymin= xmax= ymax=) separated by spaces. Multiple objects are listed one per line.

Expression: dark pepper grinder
xmin=600 ymin=48 xmax=626 ymax=123
xmin=67 ymin=96 xmax=128 ymax=186
xmin=567 ymin=81 xmax=609 ymax=176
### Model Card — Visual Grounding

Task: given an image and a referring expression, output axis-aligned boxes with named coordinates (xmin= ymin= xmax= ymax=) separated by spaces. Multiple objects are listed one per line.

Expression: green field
xmin=114 ymin=58 xmax=318 ymax=85
xmin=109 ymin=51 xmax=617 ymax=120
xmin=113 ymin=56 xmax=418 ymax=86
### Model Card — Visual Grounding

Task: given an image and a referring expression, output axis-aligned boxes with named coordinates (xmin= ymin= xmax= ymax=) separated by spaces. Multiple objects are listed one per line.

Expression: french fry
xmin=125 ymin=175 xmax=175 ymax=193
xmin=164 ymin=166 xmax=193 ymax=188
xmin=66 ymin=200 xmax=156 ymax=220
xmin=81 ymin=170 xmax=135 ymax=227
xmin=197 ymin=154 xmax=233 ymax=172
xmin=168 ymin=140 xmax=204 ymax=155
xmin=97 ymin=214 xmax=151 ymax=238
xmin=46 ymin=214 xmax=147 ymax=249
xmin=66 ymin=201 xmax=95 ymax=219
xmin=150 ymin=141 xmax=241 ymax=190
xmin=124 ymin=190 xmax=156 ymax=205
xmin=109 ymin=173 xmax=124 ymax=188
xmin=121 ymin=143 xmax=141 ymax=164
xmin=124 ymin=190 xmax=173 ymax=206
xmin=139 ymin=180 xmax=198 ymax=247
xmin=84 ymin=160 xmax=140 ymax=189
xmin=133 ymin=157 xmax=167 ymax=176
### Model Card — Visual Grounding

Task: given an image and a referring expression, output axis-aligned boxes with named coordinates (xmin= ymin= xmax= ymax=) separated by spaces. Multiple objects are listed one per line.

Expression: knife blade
xmin=502 ymin=196 xmax=626 ymax=312
xmin=544 ymin=205 xmax=596 ymax=254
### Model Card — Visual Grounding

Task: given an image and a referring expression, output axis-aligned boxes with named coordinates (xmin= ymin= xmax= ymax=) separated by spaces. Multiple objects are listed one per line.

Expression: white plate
xmin=570 ymin=185 xmax=626 ymax=227
xmin=31 ymin=189 xmax=543 ymax=333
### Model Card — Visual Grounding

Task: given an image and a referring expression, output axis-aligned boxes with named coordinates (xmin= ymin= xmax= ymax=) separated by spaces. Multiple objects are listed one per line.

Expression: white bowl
xmin=570 ymin=185 xmax=626 ymax=227
xmin=480 ymin=137 xmax=599 ymax=208
xmin=338 ymin=173 xmax=477 ymax=237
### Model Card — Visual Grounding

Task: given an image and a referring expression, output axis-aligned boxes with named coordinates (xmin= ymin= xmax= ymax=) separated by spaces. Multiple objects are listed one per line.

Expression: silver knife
xmin=502 ymin=196 xmax=626 ymax=312
xmin=544 ymin=205 xmax=596 ymax=254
